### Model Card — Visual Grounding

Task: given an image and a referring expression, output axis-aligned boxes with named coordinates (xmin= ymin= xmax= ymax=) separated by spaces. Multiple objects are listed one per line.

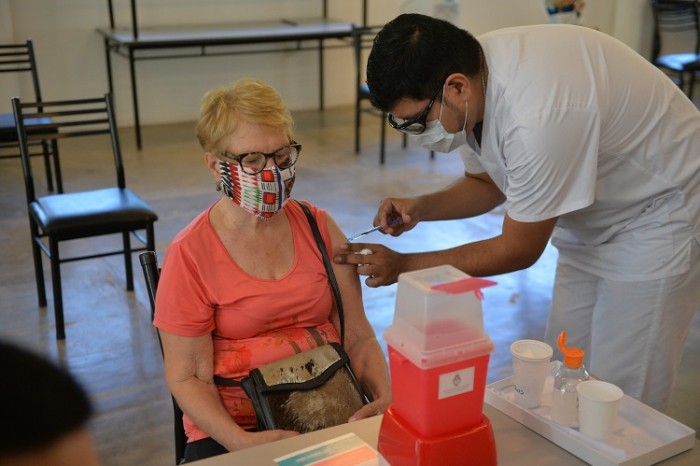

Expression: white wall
xmin=0 ymin=1 xmax=13 ymax=42
xmin=1 ymin=0 xmax=668 ymax=127
xmin=0 ymin=0 xmax=18 ymax=100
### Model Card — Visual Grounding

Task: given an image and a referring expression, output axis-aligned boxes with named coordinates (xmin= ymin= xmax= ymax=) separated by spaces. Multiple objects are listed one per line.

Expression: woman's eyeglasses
xmin=218 ymin=142 xmax=301 ymax=175
xmin=387 ymin=80 xmax=445 ymax=135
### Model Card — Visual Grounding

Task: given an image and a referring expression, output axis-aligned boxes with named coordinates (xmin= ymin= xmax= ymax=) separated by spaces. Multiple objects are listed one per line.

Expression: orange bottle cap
xmin=557 ymin=331 xmax=585 ymax=368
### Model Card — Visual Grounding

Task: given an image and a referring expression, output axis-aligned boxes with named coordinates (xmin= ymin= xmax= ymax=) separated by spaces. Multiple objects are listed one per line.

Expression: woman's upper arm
xmin=159 ymin=330 xmax=214 ymax=386
xmin=323 ymin=213 xmax=376 ymax=345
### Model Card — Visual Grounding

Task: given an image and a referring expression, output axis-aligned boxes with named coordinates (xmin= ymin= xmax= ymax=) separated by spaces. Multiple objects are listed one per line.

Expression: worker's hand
xmin=373 ymin=197 xmax=417 ymax=237
xmin=333 ymin=243 xmax=405 ymax=287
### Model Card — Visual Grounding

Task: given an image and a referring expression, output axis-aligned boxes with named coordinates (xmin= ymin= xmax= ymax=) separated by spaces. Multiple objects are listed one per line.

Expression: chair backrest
xmin=11 ymin=93 xmax=125 ymax=204
xmin=650 ymin=0 xmax=700 ymax=61
xmin=0 ymin=39 xmax=43 ymax=104
xmin=138 ymin=251 xmax=187 ymax=465
xmin=139 ymin=250 xmax=160 ymax=323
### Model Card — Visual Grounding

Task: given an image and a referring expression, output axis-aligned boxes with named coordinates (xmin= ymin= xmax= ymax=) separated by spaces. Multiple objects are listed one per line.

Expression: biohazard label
xmin=438 ymin=366 xmax=475 ymax=400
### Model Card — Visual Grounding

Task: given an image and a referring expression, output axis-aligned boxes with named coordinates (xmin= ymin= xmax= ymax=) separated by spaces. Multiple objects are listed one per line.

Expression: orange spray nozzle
xmin=557 ymin=331 xmax=585 ymax=368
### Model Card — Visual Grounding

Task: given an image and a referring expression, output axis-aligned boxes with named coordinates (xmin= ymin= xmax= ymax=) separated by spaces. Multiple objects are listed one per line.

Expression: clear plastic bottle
xmin=550 ymin=331 xmax=589 ymax=427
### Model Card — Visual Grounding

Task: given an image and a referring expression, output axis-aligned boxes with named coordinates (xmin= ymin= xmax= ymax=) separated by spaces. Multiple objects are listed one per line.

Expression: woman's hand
xmin=234 ymin=429 xmax=300 ymax=450
xmin=348 ymin=394 xmax=393 ymax=423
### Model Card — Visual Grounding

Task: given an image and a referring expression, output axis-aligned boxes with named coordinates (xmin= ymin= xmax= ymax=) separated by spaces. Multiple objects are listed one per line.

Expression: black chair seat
xmin=0 ymin=113 xmax=55 ymax=142
xmin=30 ymin=187 xmax=158 ymax=236
xmin=650 ymin=0 xmax=700 ymax=98
xmin=656 ymin=53 xmax=700 ymax=72
xmin=359 ymin=84 xmax=371 ymax=97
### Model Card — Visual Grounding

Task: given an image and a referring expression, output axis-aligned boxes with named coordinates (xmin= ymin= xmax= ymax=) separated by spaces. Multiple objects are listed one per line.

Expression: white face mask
xmin=411 ymin=84 xmax=468 ymax=153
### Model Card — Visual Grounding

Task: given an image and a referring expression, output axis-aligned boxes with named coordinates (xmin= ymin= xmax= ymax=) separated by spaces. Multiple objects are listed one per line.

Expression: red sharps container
xmin=378 ymin=265 xmax=498 ymax=466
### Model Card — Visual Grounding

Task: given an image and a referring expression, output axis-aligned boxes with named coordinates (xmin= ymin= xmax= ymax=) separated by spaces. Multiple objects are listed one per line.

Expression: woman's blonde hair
xmin=195 ymin=78 xmax=294 ymax=152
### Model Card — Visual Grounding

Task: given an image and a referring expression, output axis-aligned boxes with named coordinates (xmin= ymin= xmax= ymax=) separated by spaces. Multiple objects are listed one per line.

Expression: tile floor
xmin=0 ymin=104 xmax=698 ymax=465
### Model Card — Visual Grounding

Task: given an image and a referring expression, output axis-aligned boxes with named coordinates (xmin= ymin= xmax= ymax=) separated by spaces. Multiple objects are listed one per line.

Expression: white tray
xmin=485 ymin=361 xmax=696 ymax=466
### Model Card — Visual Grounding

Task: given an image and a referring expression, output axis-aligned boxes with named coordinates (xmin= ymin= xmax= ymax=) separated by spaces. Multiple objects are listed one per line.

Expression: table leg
xmin=128 ymin=48 xmax=142 ymax=150
xmin=104 ymin=38 xmax=114 ymax=96
xmin=319 ymin=38 xmax=324 ymax=111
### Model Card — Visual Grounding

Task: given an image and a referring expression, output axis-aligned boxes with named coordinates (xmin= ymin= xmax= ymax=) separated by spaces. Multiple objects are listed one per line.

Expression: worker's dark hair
xmin=367 ymin=13 xmax=483 ymax=112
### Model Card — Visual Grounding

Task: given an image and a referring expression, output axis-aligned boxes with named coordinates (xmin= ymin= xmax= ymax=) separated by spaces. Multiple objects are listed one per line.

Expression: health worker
xmin=333 ymin=14 xmax=700 ymax=413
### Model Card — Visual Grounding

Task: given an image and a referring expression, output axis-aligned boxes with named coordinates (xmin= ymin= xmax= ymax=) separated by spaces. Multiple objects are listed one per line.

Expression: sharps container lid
xmin=385 ymin=265 xmax=496 ymax=369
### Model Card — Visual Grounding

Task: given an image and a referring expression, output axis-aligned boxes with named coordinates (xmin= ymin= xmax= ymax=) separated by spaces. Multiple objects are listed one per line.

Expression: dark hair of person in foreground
xmin=0 ymin=340 xmax=98 ymax=465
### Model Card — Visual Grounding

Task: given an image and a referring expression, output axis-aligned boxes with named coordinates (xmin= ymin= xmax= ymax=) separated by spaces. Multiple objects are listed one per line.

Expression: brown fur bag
xmin=240 ymin=343 xmax=367 ymax=433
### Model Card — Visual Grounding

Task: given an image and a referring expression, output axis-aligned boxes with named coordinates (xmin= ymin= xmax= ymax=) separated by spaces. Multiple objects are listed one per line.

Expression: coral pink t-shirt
xmin=153 ymin=199 xmax=340 ymax=442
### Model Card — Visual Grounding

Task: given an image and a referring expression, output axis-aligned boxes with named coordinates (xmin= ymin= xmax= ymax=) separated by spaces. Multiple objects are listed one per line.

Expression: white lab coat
xmin=460 ymin=25 xmax=700 ymax=282
xmin=458 ymin=25 xmax=700 ymax=410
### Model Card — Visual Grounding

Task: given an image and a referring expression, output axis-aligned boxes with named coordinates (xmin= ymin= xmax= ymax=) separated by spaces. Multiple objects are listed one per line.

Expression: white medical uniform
xmin=459 ymin=25 xmax=700 ymax=411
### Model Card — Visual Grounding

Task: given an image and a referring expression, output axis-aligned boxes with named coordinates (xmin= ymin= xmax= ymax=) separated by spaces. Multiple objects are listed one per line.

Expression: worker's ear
xmin=445 ymin=73 xmax=471 ymax=102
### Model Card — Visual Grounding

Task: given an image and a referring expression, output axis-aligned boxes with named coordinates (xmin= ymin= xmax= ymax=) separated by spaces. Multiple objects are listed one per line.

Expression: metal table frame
xmin=97 ymin=0 xmax=368 ymax=149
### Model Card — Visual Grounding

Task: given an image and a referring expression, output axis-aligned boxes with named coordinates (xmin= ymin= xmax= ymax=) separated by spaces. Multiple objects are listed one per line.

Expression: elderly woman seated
xmin=153 ymin=78 xmax=392 ymax=462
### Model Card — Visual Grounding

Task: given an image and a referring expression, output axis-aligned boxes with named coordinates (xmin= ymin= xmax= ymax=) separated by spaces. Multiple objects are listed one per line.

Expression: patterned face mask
xmin=219 ymin=160 xmax=295 ymax=220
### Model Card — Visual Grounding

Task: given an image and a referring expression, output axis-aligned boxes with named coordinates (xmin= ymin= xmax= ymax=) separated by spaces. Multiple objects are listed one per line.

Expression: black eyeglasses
xmin=218 ymin=141 xmax=301 ymax=175
xmin=387 ymin=80 xmax=445 ymax=135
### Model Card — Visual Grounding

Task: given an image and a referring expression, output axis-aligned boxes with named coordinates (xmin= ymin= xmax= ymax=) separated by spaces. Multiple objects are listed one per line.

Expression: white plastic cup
xmin=510 ymin=340 xmax=553 ymax=408
xmin=577 ymin=380 xmax=624 ymax=441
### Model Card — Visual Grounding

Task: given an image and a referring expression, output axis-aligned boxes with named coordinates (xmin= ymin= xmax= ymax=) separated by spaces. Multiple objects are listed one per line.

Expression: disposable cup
xmin=510 ymin=340 xmax=553 ymax=408
xmin=577 ymin=380 xmax=624 ymax=441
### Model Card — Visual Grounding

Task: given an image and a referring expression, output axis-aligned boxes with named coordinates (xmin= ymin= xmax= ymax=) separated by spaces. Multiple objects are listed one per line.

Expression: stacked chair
xmin=0 ymin=39 xmax=60 ymax=191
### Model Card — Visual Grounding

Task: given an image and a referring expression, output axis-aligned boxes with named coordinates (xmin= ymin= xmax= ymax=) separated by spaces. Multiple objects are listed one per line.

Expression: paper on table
xmin=274 ymin=432 xmax=390 ymax=466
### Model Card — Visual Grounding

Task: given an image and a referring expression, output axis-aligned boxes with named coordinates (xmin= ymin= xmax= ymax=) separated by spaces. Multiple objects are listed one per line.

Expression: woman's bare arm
xmin=159 ymin=330 xmax=299 ymax=451
xmin=324 ymin=214 xmax=393 ymax=421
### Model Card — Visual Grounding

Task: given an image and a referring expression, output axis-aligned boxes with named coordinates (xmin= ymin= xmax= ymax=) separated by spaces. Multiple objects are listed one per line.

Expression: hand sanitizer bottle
xmin=551 ymin=331 xmax=589 ymax=427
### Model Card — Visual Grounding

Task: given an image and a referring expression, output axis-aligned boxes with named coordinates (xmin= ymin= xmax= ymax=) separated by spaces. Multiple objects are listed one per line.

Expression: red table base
xmin=377 ymin=405 xmax=497 ymax=466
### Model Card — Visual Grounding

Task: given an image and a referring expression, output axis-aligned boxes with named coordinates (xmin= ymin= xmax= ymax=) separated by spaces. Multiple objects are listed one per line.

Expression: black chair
xmin=352 ymin=25 xmax=435 ymax=164
xmin=650 ymin=0 xmax=700 ymax=98
xmin=0 ymin=39 xmax=61 ymax=191
xmin=139 ymin=251 xmax=187 ymax=465
xmin=13 ymin=93 xmax=158 ymax=340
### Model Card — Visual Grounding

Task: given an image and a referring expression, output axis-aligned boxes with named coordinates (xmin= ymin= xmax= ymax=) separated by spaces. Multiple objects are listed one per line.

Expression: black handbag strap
xmin=214 ymin=200 xmax=345 ymax=388
xmin=293 ymin=200 xmax=345 ymax=347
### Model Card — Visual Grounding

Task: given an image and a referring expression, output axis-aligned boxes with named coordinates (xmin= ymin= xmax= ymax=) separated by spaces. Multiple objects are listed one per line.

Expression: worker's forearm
xmin=415 ymin=175 xmax=505 ymax=222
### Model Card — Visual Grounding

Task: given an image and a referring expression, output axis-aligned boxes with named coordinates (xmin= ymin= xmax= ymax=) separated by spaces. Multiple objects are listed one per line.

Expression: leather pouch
xmin=241 ymin=342 xmax=367 ymax=433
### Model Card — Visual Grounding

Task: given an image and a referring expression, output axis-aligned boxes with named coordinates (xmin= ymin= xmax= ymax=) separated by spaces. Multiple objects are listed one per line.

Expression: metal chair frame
xmin=0 ymin=39 xmax=61 ymax=191
xmin=650 ymin=0 xmax=700 ymax=98
xmin=13 ymin=93 xmax=157 ymax=339
xmin=353 ymin=25 xmax=410 ymax=165
xmin=351 ymin=25 xmax=434 ymax=165
xmin=139 ymin=251 xmax=187 ymax=465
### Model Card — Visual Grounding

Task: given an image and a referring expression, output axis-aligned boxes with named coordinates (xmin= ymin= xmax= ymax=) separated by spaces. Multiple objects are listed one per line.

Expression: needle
xmin=346 ymin=218 xmax=402 ymax=242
